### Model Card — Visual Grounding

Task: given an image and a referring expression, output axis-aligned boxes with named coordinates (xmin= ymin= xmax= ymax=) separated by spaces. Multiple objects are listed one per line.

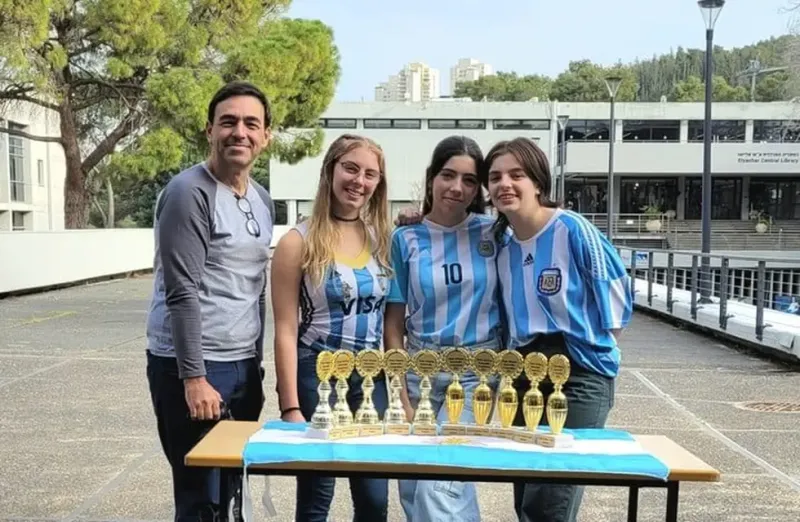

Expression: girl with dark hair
xmin=384 ymin=135 xmax=500 ymax=522
xmin=484 ymin=137 xmax=633 ymax=522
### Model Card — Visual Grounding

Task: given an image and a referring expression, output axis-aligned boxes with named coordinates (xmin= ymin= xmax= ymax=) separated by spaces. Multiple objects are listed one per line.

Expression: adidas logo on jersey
xmin=523 ymin=253 xmax=534 ymax=266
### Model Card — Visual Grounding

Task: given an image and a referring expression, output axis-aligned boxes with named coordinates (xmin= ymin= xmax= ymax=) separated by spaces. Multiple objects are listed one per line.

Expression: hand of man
xmin=184 ymin=377 xmax=223 ymax=420
xmin=281 ymin=409 xmax=305 ymax=423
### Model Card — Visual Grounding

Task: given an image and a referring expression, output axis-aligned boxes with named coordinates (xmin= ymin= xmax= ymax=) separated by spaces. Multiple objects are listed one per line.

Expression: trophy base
xmin=411 ymin=423 xmax=438 ymax=436
xmin=490 ymin=426 xmax=522 ymax=441
xmin=512 ymin=429 xmax=538 ymax=444
xmin=357 ymin=424 xmax=386 ymax=437
xmin=440 ymin=424 xmax=467 ymax=436
xmin=536 ymin=432 xmax=575 ymax=448
xmin=305 ymin=425 xmax=362 ymax=440
xmin=384 ymin=423 xmax=412 ymax=435
xmin=464 ymin=425 xmax=494 ymax=437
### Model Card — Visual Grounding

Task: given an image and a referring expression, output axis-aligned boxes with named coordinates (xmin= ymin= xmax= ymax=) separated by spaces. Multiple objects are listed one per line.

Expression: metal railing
xmin=582 ymin=213 xmax=673 ymax=237
xmin=617 ymin=247 xmax=800 ymax=345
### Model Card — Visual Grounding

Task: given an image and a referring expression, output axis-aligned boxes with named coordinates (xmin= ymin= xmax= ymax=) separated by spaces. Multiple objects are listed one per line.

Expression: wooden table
xmin=186 ymin=420 xmax=720 ymax=522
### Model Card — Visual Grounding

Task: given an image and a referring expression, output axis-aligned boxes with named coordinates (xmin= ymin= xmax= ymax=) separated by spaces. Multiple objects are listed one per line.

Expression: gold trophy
xmin=411 ymin=350 xmax=440 ymax=436
xmin=537 ymin=354 xmax=574 ymax=448
xmin=515 ymin=352 xmax=548 ymax=444
xmin=465 ymin=349 xmax=497 ymax=437
xmin=383 ymin=348 xmax=412 ymax=435
xmin=440 ymin=347 xmax=471 ymax=436
xmin=306 ymin=351 xmax=335 ymax=439
xmin=493 ymin=349 xmax=524 ymax=440
xmin=354 ymin=349 xmax=384 ymax=436
xmin=329 ymin=349 xmax=360 ymax=440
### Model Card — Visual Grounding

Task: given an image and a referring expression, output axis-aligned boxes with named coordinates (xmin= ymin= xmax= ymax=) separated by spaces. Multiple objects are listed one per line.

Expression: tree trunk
xmin=105 ymin=176 xmax=115 ymax=228
xmin=60 ymin=101 xmax=89 ymax=229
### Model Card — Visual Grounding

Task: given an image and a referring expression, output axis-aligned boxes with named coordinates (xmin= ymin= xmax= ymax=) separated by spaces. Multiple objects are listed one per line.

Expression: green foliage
xmin=550 ymin=61 xmax=638 ymax=102
xmin=454 ymin=72 xmax=552 ymax=101
xmin=0 ymin=0 xmax=338 ymax=228
xmin=669 ymin=75 xmax=749 ymax=102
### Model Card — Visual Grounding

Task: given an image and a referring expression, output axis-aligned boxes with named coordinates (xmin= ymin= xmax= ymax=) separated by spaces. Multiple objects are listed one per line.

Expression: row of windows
xmin=319 ymin=118 xmax=800 ymax=143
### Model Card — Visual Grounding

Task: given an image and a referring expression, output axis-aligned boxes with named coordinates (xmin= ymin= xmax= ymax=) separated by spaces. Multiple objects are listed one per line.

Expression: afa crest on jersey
xmin=537 ymin=268 xmax=562 ymax=296
xmin=477 ymin=239 xmax=495 ymax=257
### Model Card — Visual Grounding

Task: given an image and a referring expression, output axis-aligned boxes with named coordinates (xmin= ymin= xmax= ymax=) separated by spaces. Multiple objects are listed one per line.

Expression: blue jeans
xmin=146 ymin=351 xmax=264 ymax=522
xmin=399 ymin=369 xmax=489 ymax=522
xmin=295 ymin=352 xmax=390 ymax=522
xmin=512 ymin=335 xmax=615 ymax=522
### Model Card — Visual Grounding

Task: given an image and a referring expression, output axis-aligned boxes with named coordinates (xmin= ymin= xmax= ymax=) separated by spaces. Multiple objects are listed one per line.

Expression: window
xmin=273 ymin=200 xmax=288 ymax=225
xmin=12 ymin=211 xmax=26 ymax=231
xmin=296 ymin=200 xmax=314 ymax=222
xmin=319 ymin=118 xmax=356 ymax=129
xmin=688 ymin=120 xmax=745 ymax=142
xmin=8 ymin=123 xmax=25 ymax=202
xmin=622 ymin=120 xmax=680 ymax=142
xmin=363 ymin=119 xmax=421 ymax=129
xmin=493 ymin=119 xmax=550 ymax=130
xmin=753 ymin=120 xmax=800 ymax=143
xmin=37 ymin=159 xmax=44 ymax=186
xmin=428 ymin=119 xmax=486 ymax=130
xmin=562 ymin=120 xmax=610 ymax=141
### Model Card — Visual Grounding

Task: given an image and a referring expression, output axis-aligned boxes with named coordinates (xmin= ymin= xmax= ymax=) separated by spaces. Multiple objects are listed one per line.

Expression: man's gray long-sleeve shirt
xmin=146 ymin=162 xmax=274 ymax=379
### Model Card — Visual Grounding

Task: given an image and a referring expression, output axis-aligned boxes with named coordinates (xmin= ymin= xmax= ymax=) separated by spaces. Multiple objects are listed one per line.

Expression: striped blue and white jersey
xmin=497 ymin=209 xmax=633 ymax=378
xmin=294 ymin=222 xmax=391 ymax=358
xmin=388 ymin=213 xmax=503 ymax=348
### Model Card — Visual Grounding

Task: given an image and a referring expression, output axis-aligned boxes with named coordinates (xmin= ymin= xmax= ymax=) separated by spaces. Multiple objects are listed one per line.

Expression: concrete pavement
xmin=1 ymin=275 xmax=799 ymax=521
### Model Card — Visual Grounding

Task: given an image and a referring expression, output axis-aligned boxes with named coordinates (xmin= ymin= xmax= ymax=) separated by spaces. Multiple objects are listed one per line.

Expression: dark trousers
xmin=511 ymin=335 xmax=615 ymax=522
xmin=146 ymin=351 xmax=264 ymax=522
xmin=295 ymin=353 xmax=390 ymax=522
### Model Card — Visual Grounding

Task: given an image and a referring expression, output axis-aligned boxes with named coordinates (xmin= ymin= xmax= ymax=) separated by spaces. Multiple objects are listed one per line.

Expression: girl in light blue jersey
xmin=483 ymin=137 xmax=633 ymax=522
xmin=385 ymin=135 xmax=502 ymax=522
xmin=271 ymin=134 xmax=394 ymax=522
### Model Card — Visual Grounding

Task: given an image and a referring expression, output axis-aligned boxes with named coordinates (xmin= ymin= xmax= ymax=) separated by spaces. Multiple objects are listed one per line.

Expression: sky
xmin=286 ymin=0 xmax=798 ymax=101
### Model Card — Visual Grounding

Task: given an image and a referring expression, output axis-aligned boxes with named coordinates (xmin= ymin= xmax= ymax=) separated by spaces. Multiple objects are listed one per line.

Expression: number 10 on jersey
xmin=442 ymin=263 xmax=463 ymax=285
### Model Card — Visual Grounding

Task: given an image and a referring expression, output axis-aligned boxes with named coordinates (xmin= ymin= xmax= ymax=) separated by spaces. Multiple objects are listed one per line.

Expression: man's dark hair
xmin=207 ymin=81 xmax=272 ymax=127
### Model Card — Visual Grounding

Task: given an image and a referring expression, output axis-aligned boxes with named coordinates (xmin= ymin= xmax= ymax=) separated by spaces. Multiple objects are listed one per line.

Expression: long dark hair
xmin=422 ymin=136 xmax=486 ymax=215
xmin=483 ymin=137 xmax=559 ymax=242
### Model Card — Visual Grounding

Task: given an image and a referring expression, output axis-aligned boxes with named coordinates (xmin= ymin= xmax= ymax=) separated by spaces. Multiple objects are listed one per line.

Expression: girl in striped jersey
xmin=385 ymin=136 xmax=502 ymax=522
xmin=484 ymin=137 xmax=633 ymax=522
xmin=271 ymin=134 xmax=393 ymax=522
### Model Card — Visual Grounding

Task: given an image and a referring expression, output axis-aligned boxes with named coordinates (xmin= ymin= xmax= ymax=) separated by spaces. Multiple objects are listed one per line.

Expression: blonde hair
xmin=301 ymin=134 xmax=392 ymax=287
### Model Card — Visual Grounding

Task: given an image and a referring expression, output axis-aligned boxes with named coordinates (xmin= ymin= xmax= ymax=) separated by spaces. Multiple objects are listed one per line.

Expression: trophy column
xmin=440 ymin=347 xmax=471 ymax=436
xmin=307 ymin=351 xmax=335 ymax=439
xmin=537 ymin=354 xmax=575 ymax=448
xmin=410 ymin=350 xmax=440 ymax=436
xmin=354 ymin=349 xmax=385 ymax=436
xmin=517 ymin=351 xmax=548 ymax=444
xmin=383 ymin=348 xmax=412 ymax=435
xmin=465 ymin=349 xmax=497 ymax=437
xmin=493 ymin=349 xmax=523 ymax=440
xmin=329 ymin=350 xmax=360 ymax=439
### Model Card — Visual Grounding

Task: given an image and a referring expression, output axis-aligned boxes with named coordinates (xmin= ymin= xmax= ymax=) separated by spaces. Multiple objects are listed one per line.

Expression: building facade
xmin=0 ymin=103 xmax=65 ymax=231
xmin=449 ymin=58 xmax=493 ymax=95
xmin=271 ymin=100 xmax=800 ymax=225
xmin=374 ymin=62 xmax=441 ymax=102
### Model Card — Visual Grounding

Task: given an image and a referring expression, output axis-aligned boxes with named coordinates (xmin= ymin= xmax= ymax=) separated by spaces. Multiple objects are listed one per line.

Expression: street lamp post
xmin=603 ymin=74 xmax=623 ymax=241
xmin=698 ymin=0 xmax=725 ymax=303
xmin=557 ymin=115 xmax=569 ymax=202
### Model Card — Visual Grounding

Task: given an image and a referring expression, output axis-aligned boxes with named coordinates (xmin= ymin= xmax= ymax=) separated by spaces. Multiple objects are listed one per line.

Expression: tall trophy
xmin=411 ymin=350 xmax=440 ymax=436
xmin=329 ymin=349 xmax=360 ymax=439
xmin=354 ymin=349 xmax=385 ymax=436
xmin=440 ymin=347 xmax=471 ymax=436
xmin=466 ymin=348 xmax=497 ymax=437
xmin=517 ymin=352 xmax=548 ymax=444
xmin=383 ymin=348 xmax=412 ymax=435
xmin=537 ymin=354 xmax=574 ymax=448
xmin=494 ymin=349 xmax=524 ymax=440
xmin=306 ymin=350 xmax=335 ymax=439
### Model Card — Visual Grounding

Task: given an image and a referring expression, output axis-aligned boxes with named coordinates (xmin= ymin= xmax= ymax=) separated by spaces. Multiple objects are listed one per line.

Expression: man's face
xmin=206 ymin=95 xmax=271 ymax=170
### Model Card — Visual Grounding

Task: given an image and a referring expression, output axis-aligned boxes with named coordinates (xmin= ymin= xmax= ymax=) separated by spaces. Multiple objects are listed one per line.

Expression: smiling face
xmin=430 ymin=155 xmax=480 ymax=218
xmin=206 ymin=95 xmax=270 ymax=171
xmin=330 ymin=145 xmax=383 ymax=216
xmin=487 ymin=152 xmax=541 ymax=216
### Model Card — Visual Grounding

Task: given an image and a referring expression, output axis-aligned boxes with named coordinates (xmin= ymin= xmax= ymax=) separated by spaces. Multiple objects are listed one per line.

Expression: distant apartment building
xmin=374 ymin=62 xmax=440 ymax=102
xmin=0 ymin=104 xmax=65 ymax=231
xmin=450 ymin=58 xmax=493 ymax=95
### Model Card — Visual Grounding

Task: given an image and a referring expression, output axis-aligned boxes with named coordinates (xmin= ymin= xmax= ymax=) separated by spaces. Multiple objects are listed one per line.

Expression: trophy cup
xmin=516 ymin=352 xmax=548 ymax=444
xmin=493 ymin=349 xmax=524 ymax=440
xmin=354 ymin=349 xmax=384 ymax=436
xmin=440 ymin=347 xmax=471 ymax=436
xmin=306 ymin=350 xmax=335 ymax=439
xmin=383 ymin=348 xmax=412 ymax=435
xmin=537 ymin=354 xmax=574 ymax=448
xmin=411 ymin=350 xmax=440 ymax=436
xmin=329 ymin=349 xmax=360 ymax=440
xmin=465 ymin=348 xmax=497 ymax=437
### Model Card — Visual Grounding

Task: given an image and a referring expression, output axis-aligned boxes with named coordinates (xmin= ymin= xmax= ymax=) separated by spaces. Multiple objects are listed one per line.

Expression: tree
xmin=669 ymin=75 xmax=749 ymax=102
xmin=549 ymin=61 xmax=638 ymax=102
xmin=0 ymin=0 xmax=340 ymax=228
xmin=454 ymin=72 xmax=552 ymax=101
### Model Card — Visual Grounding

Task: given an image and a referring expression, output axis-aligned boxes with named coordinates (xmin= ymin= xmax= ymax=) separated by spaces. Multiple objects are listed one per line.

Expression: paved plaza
xmin=0 ymin=275 xmax=799 ymax=521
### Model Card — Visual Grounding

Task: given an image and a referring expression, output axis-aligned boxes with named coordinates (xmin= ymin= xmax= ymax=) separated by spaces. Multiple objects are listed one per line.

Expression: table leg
xmin=665 ymin=482 xmax=679 ymax=522
xmin=627 ymin=486 xmax=639 ymax=522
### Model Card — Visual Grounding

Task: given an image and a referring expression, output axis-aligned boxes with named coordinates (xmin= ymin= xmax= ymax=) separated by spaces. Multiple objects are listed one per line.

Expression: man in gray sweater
xmin=145 ymin=81 xmax=274 ymax=522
